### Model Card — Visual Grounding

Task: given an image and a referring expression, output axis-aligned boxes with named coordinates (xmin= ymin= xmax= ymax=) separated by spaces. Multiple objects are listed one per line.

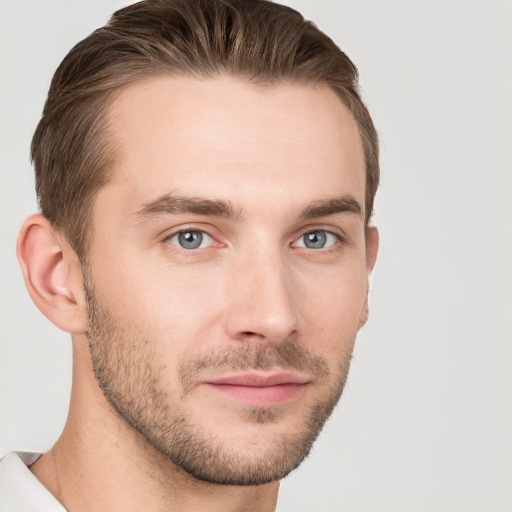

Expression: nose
xmin=224 ymin=248 xmax=298 ymax=345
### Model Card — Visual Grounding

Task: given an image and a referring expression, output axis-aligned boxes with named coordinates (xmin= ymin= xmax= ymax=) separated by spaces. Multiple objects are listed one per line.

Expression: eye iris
xmin=304 ymin=231 xmax=327 ymax=249
xmin=178 ymin=231 xmax=203 ymax=249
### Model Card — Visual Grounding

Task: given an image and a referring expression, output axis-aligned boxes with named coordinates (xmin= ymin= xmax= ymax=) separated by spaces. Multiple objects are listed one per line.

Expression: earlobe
xmin=17 ymin=214 xmax=86 ymax=334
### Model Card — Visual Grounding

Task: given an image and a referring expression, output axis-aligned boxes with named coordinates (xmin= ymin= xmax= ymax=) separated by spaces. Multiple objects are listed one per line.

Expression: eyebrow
xmin=135 ymin=194 xmax=238 ymax=219
xmin=298 ymin=195 xmax=362 ymax=219
xmin=134 ymin=193 xmax=362 ymax=223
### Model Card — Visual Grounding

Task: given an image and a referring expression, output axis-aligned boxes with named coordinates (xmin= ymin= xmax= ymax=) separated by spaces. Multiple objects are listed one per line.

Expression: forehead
xmin=102 ymin=75 xmax=365 ymax=216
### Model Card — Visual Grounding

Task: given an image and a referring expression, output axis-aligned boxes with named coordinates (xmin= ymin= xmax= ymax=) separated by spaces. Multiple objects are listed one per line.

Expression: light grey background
xmin=1 ymin=1 xmax=511 ymax=510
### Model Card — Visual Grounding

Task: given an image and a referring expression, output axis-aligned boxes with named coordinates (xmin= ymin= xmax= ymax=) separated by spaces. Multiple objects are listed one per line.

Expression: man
xmin=0 ymin=0 xmax=379 ymax=509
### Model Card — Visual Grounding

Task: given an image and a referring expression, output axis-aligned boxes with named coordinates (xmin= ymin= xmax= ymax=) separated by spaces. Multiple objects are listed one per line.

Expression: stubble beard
xmin=83 ymin=275 xmax=354 ymax=486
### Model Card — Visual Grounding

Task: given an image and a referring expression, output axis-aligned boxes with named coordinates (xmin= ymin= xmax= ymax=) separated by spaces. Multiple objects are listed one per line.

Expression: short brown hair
xmin=32 ymin=0 xmax=379 ymax=258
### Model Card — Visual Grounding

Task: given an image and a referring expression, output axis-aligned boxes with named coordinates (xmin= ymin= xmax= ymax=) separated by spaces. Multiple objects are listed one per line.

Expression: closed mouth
xmin=203 ymin=371 xmax=310 ymax=406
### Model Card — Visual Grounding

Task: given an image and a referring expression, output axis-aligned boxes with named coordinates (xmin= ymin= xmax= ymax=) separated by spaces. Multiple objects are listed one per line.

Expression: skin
xmin=17 ymin=76 xmax=378 ymax=512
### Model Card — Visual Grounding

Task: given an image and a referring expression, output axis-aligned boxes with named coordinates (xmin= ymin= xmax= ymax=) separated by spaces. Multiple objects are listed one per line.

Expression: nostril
xmin=240 ymin=331 xmax=264 ymax=338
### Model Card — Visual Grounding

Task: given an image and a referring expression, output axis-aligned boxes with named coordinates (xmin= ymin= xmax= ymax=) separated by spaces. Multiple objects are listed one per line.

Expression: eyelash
xmin=291 ymin=229 xmax=344 ymax=252
xmin=162 ymin=226 xmax=346 ymax=255
xmin=163 ymin=227 xmax=219 ymax=255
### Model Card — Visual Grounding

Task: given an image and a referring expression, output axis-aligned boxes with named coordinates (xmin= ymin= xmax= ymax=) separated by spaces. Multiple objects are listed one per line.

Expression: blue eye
xmin=295 ymin=230 xmax=338 ymax=249
xmin=167 ymin=230 xmax=213 ymax=250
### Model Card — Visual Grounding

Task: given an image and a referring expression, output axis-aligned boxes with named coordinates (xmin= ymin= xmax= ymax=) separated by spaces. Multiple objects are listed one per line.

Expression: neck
xmin=30 ymin=339 xmax=279 ymax=512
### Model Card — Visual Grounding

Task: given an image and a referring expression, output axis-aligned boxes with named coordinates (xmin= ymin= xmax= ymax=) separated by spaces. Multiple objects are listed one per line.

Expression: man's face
xmin=83 ymin=76 xmax=374 ymax=485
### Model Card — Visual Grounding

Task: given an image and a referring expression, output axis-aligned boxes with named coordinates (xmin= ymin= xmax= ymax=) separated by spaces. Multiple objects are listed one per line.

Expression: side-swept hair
xmin=32 ymin=0 xmax=379 ymax=257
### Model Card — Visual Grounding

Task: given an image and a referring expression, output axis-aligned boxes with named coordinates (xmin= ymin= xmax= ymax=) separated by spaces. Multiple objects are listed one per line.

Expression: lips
xmin=204 ymin=372 xmax=310 ymax=406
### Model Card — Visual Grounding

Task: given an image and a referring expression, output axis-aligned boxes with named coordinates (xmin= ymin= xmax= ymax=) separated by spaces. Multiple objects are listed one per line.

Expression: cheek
xmin=297 ymin=262 xmax=368 ymax=348
xmin=89 ymin=241 xmax=368 ymax=365
xmin=94 ymin=257 xmax=225 ymax=346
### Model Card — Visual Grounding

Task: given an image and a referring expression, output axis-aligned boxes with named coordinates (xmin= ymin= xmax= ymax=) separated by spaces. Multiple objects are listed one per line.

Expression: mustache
xmin=179 ymin=341 xmax=331 ymax=393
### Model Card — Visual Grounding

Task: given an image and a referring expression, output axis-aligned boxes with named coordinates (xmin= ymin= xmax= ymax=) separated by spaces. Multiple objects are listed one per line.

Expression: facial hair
xmin=83 ymin=273 xmax=353 ymax=486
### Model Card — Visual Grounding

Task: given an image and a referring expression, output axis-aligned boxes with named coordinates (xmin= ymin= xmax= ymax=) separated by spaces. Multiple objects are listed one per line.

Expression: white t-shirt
xmin=0 ymin=452 xmax=65 ymax=511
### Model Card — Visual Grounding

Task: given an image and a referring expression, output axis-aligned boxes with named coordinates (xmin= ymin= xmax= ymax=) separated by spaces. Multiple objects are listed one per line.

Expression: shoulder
xmin=0 ymin=452 xmax=65 ymax=511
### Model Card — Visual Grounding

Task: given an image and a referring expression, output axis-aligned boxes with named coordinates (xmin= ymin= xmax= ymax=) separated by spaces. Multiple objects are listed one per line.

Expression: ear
xmin=365 ymin=226 xmax=379 ymax=275
xmin=17 ymin=214 xmax=86 ymax=334
xmin=358 ymin=226 xmax=379 ymax=328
